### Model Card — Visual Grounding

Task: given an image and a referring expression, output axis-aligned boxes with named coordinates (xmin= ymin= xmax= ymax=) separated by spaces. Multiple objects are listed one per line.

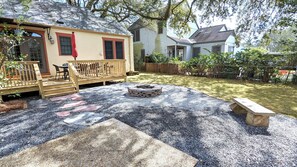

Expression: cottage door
xmin=20 ymin=32 xmax=47 ymax=73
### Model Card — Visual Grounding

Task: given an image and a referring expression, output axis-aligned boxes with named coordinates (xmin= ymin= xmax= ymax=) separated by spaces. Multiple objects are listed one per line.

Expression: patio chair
xmin=89 ymin=63 xmax=101 ymax=77
xmin=53 ymin=64 xmax=64 ymax=80
xmin=62 ymin=63 xmax=69 ymax=79
xmin=104 ymin=63 xmax=114 ymax=75
xmin=77 ymin=64 xmax=88 ymax=76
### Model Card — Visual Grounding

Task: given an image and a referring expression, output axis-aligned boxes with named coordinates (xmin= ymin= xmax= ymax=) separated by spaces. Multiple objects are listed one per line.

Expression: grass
xmin=127 ymin=73 xmax=297 ymax=118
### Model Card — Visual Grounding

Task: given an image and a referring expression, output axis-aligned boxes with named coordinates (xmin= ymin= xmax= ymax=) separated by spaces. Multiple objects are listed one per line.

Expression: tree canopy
xmin=3 ymin=0 xmax=296 ymax=43
xmin=59 ymin=0 xmax=296 ymax=41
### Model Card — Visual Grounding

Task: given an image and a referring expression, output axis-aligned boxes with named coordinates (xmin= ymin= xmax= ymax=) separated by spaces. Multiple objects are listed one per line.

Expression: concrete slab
xmin=0 ymin=118 xmax=198 ymax=167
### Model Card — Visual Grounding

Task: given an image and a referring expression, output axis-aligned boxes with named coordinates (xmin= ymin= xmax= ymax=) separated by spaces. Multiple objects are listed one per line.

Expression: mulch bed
xmin=0 ymin=100 xmax=27 ymax=113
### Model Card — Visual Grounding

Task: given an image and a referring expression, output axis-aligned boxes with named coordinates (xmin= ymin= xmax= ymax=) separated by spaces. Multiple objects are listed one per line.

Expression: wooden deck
xmin=0 ymin=60 xmax=127 ymax=100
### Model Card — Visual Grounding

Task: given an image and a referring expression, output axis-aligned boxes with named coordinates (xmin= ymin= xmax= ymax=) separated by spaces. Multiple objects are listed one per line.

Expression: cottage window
xmin=212 ymin=45 xmax=221 ymax=54
xmin=104 ymin=40 xmax=114 ymax=59
xmin=56 ymin=33 xmax=73 ymax=56
xmin=103 ymin=38 xmax=125 ymax=59
xmin=116 ymin=41 xmax=124 ymax=59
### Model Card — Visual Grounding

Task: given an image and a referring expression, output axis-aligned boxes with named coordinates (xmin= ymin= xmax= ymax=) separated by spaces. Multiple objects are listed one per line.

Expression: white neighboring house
xmin=128 ymin=20 xmax=236 ymax=61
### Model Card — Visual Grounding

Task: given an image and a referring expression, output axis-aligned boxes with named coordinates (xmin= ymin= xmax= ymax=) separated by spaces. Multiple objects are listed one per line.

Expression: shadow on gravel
xmin=115 ymin=106 xmax=220 ymax=166
xmin=228 ymin=112 xmax=271 ymax=136
xmin=0 ymin=105 xmax=81 ymax=158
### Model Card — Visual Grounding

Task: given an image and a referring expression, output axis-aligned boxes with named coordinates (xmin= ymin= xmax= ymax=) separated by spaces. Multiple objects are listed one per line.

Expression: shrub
xmin=145 ymin=52 xmax=169 ymax=63
xmin=234 ymin=48 xmax=284 ymax=82
xmin=169 ymin=57 xmax=182 ymax=64
xmin=180 ymin=54 xmax=211 ymax=76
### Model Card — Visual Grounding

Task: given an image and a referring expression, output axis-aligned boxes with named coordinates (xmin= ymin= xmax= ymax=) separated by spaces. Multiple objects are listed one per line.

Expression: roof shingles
xmin=190 ymin=25 xmax=235 ymax=44
xmin=0 ymin=0 xmax=131 ymax=36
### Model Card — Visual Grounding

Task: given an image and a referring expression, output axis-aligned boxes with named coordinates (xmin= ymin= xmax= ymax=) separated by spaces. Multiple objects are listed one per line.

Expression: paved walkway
xmin=0 ymin=118 xmax=197 ymax=167
xmin=1 ymin=83 xmax=297 ymax=167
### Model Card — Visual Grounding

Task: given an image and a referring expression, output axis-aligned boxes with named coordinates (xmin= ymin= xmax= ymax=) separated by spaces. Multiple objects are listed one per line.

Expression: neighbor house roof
xmin=189 ymin=24 xmax=235 ymax=44
xmin=167 ymin=36 xmax=194 ymax=45
xmin=128 ymin=19 xmax=146 ymax=31
xmin=0 ymin=0 xmax=131 ymax=36
xmin=128 ymin=19 xmax=158 ymax=32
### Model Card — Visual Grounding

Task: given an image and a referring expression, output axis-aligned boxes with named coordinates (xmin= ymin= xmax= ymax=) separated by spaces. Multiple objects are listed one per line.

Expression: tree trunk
xmin=285 ymin=70 xmax=291 ymax=83
xmin=86 ymin=0 xmax=97 ymax=9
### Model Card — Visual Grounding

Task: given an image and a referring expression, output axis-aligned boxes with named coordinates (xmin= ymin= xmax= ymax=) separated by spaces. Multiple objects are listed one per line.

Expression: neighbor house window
xmin=193 ymin=47 xmax=201 ymax=57
xmin=228 ymin=46 xmax=234 ymax=53
xmin=141 ymin=49 xmax=145 ymax=58
xmin=56 ymin=33 xmax=73 ymax=56
xmin=103 ymin=38 xmax=125 ymax=59
xmin=212 ymin=45 xmax=221 ymax=54
xmin=158 ymin=22 xmax=163 ymax=34
xmin=131 ymin=29 xmax=140 ymax=42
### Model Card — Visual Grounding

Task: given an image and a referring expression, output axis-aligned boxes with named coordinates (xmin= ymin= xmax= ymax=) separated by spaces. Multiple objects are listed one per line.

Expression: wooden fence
xmin=145 ymin=63 xmax=180 ymax=74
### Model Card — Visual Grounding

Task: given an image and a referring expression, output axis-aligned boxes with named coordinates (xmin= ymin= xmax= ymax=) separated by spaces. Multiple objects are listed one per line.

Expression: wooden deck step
xmin=42 ymin=82 xmax=77 ymax=98
xmin=41 ymin=74 xmax=52 ymax=79
xmin=44 ymin=87 xmax=76 ymax=94
xmin=44 ymin=90 xmax=77 ymax=98
xmin=43 ymin=83 xmax=73 ymax=89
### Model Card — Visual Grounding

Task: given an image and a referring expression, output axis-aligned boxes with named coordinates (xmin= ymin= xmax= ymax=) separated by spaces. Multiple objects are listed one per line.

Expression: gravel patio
xmin=0 ymin=83 xmax=297 ymax=167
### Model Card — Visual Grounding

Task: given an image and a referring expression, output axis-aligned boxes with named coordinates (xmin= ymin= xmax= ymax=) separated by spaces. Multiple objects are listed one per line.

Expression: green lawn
xmin=127 ymin=73 xmax=297 ymax=118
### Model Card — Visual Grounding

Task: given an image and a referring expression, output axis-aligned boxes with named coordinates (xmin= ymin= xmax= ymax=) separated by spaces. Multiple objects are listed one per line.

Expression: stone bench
xmin=230 ymin=98 xmax=276 ymax=127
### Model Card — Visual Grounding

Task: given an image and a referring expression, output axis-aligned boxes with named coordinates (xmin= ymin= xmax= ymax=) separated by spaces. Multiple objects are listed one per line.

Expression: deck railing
xmin=68 ymin=63 xmax=79 ymax=92
xmin=0 ymin=61 xmax=39 ymax=89
xmin=68 ymin=60 xmax=126 ymax=78
xmin=33 ymin=63 xmax=44 ymax=97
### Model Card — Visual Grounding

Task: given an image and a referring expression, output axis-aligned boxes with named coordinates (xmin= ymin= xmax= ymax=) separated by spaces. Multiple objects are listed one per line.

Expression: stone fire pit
xmin=128 ymin=84 xmax=162 ymax=97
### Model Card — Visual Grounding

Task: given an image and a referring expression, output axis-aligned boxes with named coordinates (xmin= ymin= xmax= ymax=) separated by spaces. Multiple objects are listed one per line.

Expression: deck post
xmin=0 ymin=95 xmax=3 ymax=103
xmin=33 ymin=64 xmax=44 ymax=98
xmin=103 ymin=81 xmax=106 ymax=86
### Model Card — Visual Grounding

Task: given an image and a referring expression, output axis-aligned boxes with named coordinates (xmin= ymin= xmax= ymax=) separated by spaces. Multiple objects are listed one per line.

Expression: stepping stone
xmin=50 ymin=94 xmax=82 ymax=102
xmin=70 ymin=94 xmax=83 ymax=101
xmin=56 ymin=111 xmax=71 ymax=117
xmin=72 ymin=104 xmax=101 ymax=112
xmin=63 ymin=112 xmax=103 ymax=126
xmin=59 ymin=101 xmax=87 ymax=109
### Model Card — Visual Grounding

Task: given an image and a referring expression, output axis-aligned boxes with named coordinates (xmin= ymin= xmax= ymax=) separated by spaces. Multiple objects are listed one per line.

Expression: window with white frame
xmin=228 ymin=46 xmax=235 ymax=53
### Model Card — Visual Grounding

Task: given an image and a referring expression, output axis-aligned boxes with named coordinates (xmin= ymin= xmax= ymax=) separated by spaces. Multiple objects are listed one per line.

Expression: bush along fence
xmin=143 ymin=49 xmax=297 ymax=84
xmin=145 ymin=62 xmax=297 ymax=83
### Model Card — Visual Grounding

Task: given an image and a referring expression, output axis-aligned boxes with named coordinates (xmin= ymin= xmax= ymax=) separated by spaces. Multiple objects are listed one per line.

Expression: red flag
xmin=71 ymin=32 xmax=78 ymax=60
